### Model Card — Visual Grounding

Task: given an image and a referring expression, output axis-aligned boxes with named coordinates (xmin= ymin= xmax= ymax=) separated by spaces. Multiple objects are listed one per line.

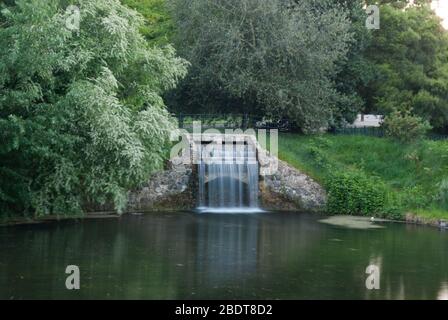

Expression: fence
xmin=333 ymin=127 xmax=448 ymax=141
xmin=173 ymin=113 xmax=293 ymax=131
xmin=332 ymin=127 xmax=385 ymax=137
xmin=172 ymin=114 xmax=448 ymax=140
xmin=427 ymin=133 xmax=448 ymax=141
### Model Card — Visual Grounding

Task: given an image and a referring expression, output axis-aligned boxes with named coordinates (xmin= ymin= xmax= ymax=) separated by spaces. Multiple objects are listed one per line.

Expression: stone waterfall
xmin=197 ymin=141 xmax=261 ymax=213
xmin=127 ymin=132 xmax=326 ymax=213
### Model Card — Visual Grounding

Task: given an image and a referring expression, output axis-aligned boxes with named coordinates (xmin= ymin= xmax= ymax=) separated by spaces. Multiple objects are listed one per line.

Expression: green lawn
xmin=277 ymin=133 xmax=448 ymax=219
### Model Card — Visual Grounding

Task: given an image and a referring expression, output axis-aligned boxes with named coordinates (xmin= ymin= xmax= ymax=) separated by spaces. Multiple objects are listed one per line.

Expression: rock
xmin=405 ymin=212 xmax=440 ymax=228
xmin=127 ymin=157 xmax=196 ymax=211
xmin=127 ymin=149 xmax=326 ymax=212
xmin=261 ymin=159 xmax=327 ymax=211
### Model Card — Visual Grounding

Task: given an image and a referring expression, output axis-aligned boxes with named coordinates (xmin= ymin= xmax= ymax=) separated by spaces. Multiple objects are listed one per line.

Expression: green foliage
xmin=330 ymin=0 xmax=376 ymax=127
xmin=364 ymin=3 xmax=448 ymax=132
xmin=326 ymin=171 xmax=388 ymax=215
xmin=383 ymin=109 xmax=432 ymax=143
xmin=436 ymin=178 xmax=448 ymax=210
xmin=169 ymin=0 xmax=353 ymax=132
xmin=121 ymin=0 xmax=174 ymax=45
xmin=278 ymin=134 xmax=448 ymax=219
xmin=130 ymin=0 xmax=448 ymax=135
xmin=399 ymin=185 xmax=433 ymax=209
xmin=0 ymin=0 xmax=188 ymax=217
xmin=304 ymin=136 xmax=333 ymax=170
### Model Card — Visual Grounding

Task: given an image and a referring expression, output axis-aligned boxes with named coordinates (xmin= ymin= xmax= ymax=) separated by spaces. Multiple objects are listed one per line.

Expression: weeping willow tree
xmin=0 ymin=0 xmax=188 ymax=217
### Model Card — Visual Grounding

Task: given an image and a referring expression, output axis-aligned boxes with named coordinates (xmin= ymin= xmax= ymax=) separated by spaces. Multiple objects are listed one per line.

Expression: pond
xmin=0 ymin=212 xmax=447 ymax=300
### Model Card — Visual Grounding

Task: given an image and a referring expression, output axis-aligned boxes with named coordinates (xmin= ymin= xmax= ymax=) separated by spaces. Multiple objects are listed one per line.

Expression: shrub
xmin=305 ymin=136 xmax=333 ymax=170
xmin=383 ymin=110 xmax=431 ymax=143
xmin=400 ymin=185 xmax=433 ymax=209
xmin=326 ymin=171 xmax=388 ymax=216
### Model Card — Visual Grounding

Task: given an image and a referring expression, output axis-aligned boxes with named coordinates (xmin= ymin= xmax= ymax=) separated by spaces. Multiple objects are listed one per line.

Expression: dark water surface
xmin=0 ymin=212 xmax=447 ymax=299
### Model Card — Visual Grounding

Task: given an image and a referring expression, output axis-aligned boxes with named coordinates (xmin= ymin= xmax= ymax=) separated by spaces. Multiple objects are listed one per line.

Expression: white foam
xmin=196 ymin=207 xmax=264 ymax=214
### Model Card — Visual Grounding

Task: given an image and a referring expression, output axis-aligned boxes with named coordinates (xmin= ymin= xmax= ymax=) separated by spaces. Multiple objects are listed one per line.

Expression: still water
xmin=0 ymin=212 xmax=447 ymax=300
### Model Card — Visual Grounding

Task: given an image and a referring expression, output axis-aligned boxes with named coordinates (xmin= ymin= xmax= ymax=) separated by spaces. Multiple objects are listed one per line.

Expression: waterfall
xmin=197 ymin=141 xmax=261 ymax=213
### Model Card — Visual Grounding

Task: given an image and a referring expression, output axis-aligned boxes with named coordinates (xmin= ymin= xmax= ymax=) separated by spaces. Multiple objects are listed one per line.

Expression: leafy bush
xmin=383 ymin=110 xmax=431 ymax=143
xmin=400 ymin=185 xmax=433 ymax=210
xmin=305 ymin=137 xmax=333 ymax=170
xmin=326 ymin=171 xmax=388 ymax=215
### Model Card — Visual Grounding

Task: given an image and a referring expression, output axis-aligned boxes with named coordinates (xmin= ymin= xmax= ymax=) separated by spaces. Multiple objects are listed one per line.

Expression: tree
xmin=0 ymin=0 xmax=188 ymax=217
xmin=169 ymin=0 xmax=353 ymax=132
xmin=383 ymin=109 xmax=432 ymax=143
xmin=330 ymin=0 xmax=376 ymax=127
xmin=364 ymin=3 xmax=448 ymax=133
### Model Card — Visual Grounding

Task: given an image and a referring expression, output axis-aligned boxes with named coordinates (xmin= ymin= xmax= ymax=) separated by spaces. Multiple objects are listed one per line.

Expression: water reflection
xmin=0 ymin=212 xmax=447 ymax=299
xmin=438 ymin=282 xmax=448 ymax=300
xmin=195 ymin=215 xmax=259 ymax=283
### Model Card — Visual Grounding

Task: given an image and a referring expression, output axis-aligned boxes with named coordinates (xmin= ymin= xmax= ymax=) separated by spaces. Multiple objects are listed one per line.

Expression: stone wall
xmin=260 ymin=159 xmax=327 ymax=212
xmin=125 ymin=134 xmax=327 ymax=212
xmin=126 ymin=160 xmax=197 ymax=212
xmin=126 ymin=156 xmax=327 ymax=212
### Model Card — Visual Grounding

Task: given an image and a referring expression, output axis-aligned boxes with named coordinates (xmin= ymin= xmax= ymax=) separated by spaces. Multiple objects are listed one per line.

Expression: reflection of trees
xmin=0 ymin=215 xmax=447 ymax=299
xmin=0 ymin=217 xmax=187 ymax=299
xmin=257 ymin=222 xmax=448 ymax=300
xmin=183 ymin=216 xmax=448 ymax=299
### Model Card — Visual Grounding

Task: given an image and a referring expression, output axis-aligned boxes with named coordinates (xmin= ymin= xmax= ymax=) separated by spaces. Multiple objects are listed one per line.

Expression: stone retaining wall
xmin=127 ymin=160 xmax=196 ymax=212
xmin=260 ymin=159 xmax=327 ymax=211
xmin=126 ymin=156 xmax=327 ymax=212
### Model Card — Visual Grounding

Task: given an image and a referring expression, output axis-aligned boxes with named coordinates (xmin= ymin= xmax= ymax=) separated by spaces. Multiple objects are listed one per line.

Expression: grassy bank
xmin=278 ymin=134 xmax=448 ymax=220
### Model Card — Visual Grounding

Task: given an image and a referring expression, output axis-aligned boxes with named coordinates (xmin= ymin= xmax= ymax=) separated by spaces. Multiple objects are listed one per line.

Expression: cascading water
xmin=197 ymin=140 xmax=261 ymax=213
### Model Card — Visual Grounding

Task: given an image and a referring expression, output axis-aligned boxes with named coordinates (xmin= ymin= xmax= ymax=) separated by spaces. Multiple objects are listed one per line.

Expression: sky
xmin=432 ymin=0 xmax=448 ymax=28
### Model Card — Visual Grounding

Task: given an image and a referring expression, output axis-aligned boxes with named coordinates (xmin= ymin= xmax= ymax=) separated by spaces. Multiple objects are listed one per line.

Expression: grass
xmin=412 ymin=208 xmax=448 ymax=220
xmin=277 ymin=133 xmax=448 ymax=220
